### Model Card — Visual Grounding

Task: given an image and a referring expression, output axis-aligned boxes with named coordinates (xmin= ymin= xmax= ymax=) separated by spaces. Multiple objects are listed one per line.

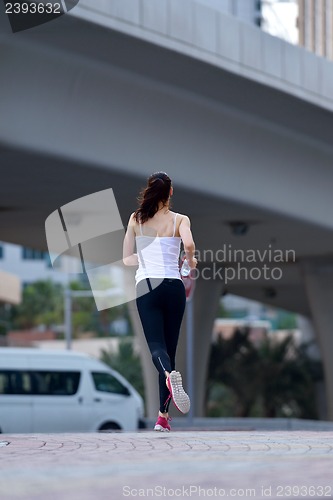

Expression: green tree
xmin=257 ymin=335 xmax=322 ymax=418
xmin=207 ymin=328 xmax=323 ymax=419
xmin=10 ymin=279 xmax=63 ymax=329
xmin=274 ymin=311 xmax=297 ymax=330
xmin=207 ymin=328 xmax=260 ymax=416
xmin=8 ymin=277 xmax=133 ymax=339
xmin=100 ymin=339 xmax=145 ymax=403
xmin=68 ymin=280 xmax=98 ymax=338
xmin=0 ymin=304 xmax=11 ymax=336
xmin=69 ymin=278 xmax=131 ymax=338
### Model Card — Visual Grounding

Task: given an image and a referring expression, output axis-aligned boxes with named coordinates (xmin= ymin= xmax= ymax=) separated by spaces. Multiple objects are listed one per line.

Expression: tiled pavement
xmin=0 ymin=431 xmax=332 ymax=499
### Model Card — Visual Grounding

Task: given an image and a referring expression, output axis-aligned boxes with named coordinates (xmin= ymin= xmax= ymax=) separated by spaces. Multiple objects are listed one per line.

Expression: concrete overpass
xmin=1 ymin=0 xmax=333 ymax=419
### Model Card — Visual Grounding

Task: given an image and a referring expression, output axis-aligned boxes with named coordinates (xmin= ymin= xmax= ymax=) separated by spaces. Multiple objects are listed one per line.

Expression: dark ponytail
xmin=134 ymin=172 xmax=172 ymax=224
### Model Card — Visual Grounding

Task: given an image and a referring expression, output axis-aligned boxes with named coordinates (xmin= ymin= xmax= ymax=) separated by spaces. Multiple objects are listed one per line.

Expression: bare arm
xmin=179 ymin=215 xmax=197 ymax=268
xmin=123 ymin=212 xmax=139 ymax=266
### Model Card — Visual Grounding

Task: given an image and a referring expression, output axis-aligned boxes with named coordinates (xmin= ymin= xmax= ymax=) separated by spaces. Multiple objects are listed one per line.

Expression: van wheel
xmin=98 ymin=422 xmax=122 ymax=433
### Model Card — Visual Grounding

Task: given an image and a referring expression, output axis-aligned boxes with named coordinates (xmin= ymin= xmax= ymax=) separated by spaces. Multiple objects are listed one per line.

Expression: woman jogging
xmin=123 ymin=172 xmax=197 ymax=432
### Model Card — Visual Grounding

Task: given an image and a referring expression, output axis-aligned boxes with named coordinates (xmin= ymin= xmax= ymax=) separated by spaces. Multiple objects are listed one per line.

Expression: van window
xmin=91 ymin=372 xmax=130 ymax=396
xmin=32 ymin=371 xmax=81 ymax=395
xmin=0 ymin=370 xmax=32 ymax=395
xmin=0 ymin=370 xmax=80 ymax=396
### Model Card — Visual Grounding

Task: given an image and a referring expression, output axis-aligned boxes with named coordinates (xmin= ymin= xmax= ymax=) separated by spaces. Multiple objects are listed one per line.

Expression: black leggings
xmin=136 ymin=278 xmax=186 ymax=413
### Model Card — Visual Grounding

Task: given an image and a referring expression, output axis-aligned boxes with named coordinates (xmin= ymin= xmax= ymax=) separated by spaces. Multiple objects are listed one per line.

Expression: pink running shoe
xmin=167 ymin=370 xmax=190 ymax=414
xmin=154 ymin=415 xmax=171 ymax=432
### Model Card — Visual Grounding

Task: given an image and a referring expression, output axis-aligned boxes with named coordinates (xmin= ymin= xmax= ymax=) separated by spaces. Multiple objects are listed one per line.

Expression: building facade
xmin=197 ymin=0 xmax=298 ymax=44
xmin=298 ymin=0 xmax=333 ymax=59
xmin=196 ymin=0 xmax=262 ymax=25
xmin=0 ymin=241 xmax=80 ymax=289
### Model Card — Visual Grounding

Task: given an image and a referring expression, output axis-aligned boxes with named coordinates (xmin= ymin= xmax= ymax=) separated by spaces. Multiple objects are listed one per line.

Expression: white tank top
xmin=135 ymin=213 xmax=182 ymax=286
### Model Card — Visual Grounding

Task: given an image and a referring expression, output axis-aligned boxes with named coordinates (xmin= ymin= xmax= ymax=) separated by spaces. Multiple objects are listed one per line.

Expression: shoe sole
xmin=154 ymin=424 xmax=170 ymax=432
xmin=167 ymin=371 xmax=190 ymax=414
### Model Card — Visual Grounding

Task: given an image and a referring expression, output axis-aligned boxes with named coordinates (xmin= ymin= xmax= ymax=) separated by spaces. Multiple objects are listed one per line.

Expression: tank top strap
xmin=173 ymin=213 xmax=178 ymax=237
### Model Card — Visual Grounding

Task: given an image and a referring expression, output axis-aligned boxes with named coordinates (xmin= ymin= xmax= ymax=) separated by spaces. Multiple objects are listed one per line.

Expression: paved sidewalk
xmin=0 ymin=431 xmax=332 ymax=499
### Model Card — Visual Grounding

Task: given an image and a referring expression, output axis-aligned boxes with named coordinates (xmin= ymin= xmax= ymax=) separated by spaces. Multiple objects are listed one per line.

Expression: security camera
xmin=228 ymin=221 xmax=249 ymax=236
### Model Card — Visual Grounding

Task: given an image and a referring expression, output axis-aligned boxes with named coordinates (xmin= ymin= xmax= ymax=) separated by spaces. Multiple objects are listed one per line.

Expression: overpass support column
xmin=177 ymin=274 xmax=224 ymax=417
xmin=303 ymin=262 xmax=333 ymax=421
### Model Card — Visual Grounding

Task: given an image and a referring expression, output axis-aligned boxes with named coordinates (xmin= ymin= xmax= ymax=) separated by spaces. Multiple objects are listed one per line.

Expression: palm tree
xmin=207 ymin=327 xmax=260 ymax=417
xmin=207 ymin=328 xmax=323 ymax=419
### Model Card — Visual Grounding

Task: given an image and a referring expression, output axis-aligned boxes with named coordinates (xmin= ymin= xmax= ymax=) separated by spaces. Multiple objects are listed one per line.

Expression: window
xmin=0 ymin=370 xmax=32 ymax=395
xmin=0 ymin=370 xmax=81 ymax=396
xmin=32 ymin=371 xmax=81 ymax=395
xmin=91 ymin=372 xmax=130 ymax=396
xmin=22 ymin=247 xmax=48 ymax=260
xmin=44 ymin=253 xmax=53 ymax=268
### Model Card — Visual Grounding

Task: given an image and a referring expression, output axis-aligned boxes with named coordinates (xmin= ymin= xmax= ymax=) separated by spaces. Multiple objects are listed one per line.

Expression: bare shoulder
xmin=177 ymin=213 xmax=190 ymax=225
xmin=174 ymin=213 xmax=190 ymax=236
xmin=128 ymin=212 xmax=137 ymax=224
xmin=126 ymin=212 xmax=138 ymax=234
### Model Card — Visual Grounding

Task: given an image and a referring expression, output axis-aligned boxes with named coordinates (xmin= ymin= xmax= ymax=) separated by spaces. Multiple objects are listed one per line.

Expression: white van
xmin=0 ymin=348 xmax=145 ymax=433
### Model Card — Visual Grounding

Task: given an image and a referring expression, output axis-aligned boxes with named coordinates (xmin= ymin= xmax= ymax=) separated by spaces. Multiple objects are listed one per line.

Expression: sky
xmin=261 ymin=0 xmax=299 ymax=45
